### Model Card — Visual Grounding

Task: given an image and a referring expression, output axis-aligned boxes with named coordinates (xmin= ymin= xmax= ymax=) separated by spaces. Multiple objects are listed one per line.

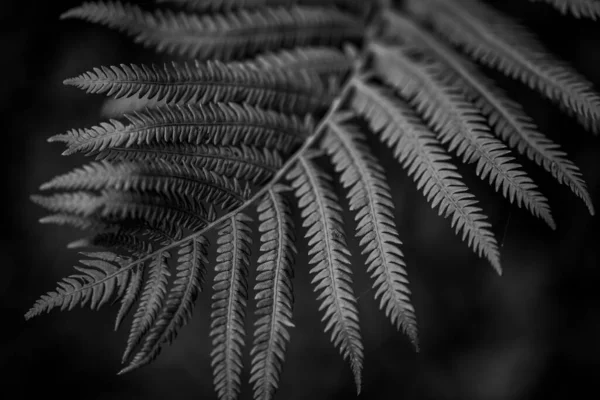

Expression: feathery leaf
xmin=322 ymin=115 xmax=418 ymax=345
xmin=529 ymin=0 xmax=600 ymax=19
xmin=61 ymin=2 xmax=363 ymax=60
xmin=51 ymin=103 xmax=312 ymax=157
xmin=122 ymin=251 xmax=171 ymax=363
xmin=25 ymin=254 xmax=130 ymax=319
xmin=286 ymin=154 xmax=363 ymax=393
xmin=385 ymin=11 xmax=594 ymax=215
xmin=63 ymin=61 xmax=330 ymax=114
xmin=406 ymin=0 xmax=600 ymax=132
xmin=372 ymin=41 xmax=556 ymax=230
xmin=211 ymin=214 xmax=252 ymax=400
xmin=120 ymin=237 xmax=208 ymax=373
xmin=250 ymin=186 xmax=296 ymax=400
xmin=350 ymin=77 xmax=501 ymax=272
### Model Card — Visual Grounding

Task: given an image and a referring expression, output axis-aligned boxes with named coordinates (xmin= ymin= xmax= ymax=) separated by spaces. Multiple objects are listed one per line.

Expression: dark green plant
xmin=26 ymin=0 xmax=598 ymax=399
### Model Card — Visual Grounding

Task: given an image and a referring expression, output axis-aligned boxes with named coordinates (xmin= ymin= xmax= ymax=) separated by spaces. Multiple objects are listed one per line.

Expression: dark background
xmin=2 ymin=1 xmax=599 ymax=399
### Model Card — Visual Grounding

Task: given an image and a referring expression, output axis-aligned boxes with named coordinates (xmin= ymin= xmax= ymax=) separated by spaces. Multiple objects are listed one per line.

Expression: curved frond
xmin=211 ymin=214 xmax=252 ymax=400
xmin=156 ymin=0 xmax=362 ymax=13
xmin=69 ymin=230 xmax=153 ymax=255
xmin=529 ymin=0 xmax=600 ymax=20
xmin=41 ymin=160 xmax=251 ymax=212
xmin=405 ymin=0 xmax=600 ymax=132
xmin=99 ymin=144 xmax=283 ymax=185
xmin=61 ymin=2 xmax=363 ymax=60
xmin=50 ymin=103 xmax=313 ymax=156
xmin=120 ymin=237 xmax=209 ymax=373
xmin=322 ymin=116 xmax=418 ymax=345
xmin=247 ymin=46 xmax=352 ymax=77
xmin=350 ymin=78 xmax=501 ymax=272
xmin=115 ymin=266 xmax=144 ymax=331
xmin=385 ymin=12 xmax=594 ymax=215
xmin=122 ymin=251 xmax=171 ymax=363
xmin=63 ymin=61 xmax=330 ymax=115
xmin=250 ymin=185 xmax=296 ymax=400
xmin=372 ymin=42 xmax=555 ymax=230
xmin=25 ymin=254 xmax=130 ymax=319
xmin=286 ymin=154 xmax=363 ymax=393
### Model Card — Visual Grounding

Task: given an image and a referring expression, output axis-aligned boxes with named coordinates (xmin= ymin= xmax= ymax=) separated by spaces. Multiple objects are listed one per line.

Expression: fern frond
xmin=25 ymin=254 xmax=130 ymax=319
xmin=372 ymin=42 xmax=556 ymax=230
xmin=529 ymin=0 xmax=600 ymax=19
xmin=406 ymin=0 xmax=600 ymax=132
xmin=211 ymin=214 xmax=252 ymax=400
xmin=156 ymin=0 xmax=360 ymax=13
xmin=322 ymin=116 xmax=418 ymax=345
xmin=350 ymin=78 xmax=501 ymax=272
xmin=385 ymin=12 xmax=594 ymax=215
xmin=122 ymin=251 xmax=171 ymax=363
xmin=68 ymin=231 xmax=153 ymax=255
xmin=115 ymin=266 xmax=144 ymax=331
xmin=120 ymin=237 xmax=208 ymax=373
xmin=31 ymin=192 xmax=106 ymax=216
xmin=98 ymin=144 xmax=283 ymax=185
xmin=250 ymin=185 xmax=296 ymax=400
xmin=97 ymin=190 xmax=216 ymax=232
xmin=61 ymin=2 xmax=363 ymax=60
xmin=286 ymin=154 xmax=363 ymax=393
xmin=39 ymin=213 xmax=112 ymax=231
xmin=101 ymin=96 xmax=170 ymax=118
xmin=63 ymin=61 xmax=329 ymax=115
xmin=50 ymin=103 xmax=313 ymax=156
xmin=41 ymin=160 xmax=251 ymax=212
xmin=247 ymin=46 xmax=352 ymax=77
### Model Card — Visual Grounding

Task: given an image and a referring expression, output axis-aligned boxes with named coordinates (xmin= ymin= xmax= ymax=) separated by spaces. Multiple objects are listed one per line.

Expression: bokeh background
xmin=2 ymin=1 xmax=599 ymax=399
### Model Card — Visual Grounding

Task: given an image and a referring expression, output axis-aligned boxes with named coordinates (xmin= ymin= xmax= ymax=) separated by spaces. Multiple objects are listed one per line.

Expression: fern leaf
xmin=68 ymin=231 xmax=153 ymax=254
xmin=250 ymin=185 xmax=296 ymax=400
xmin=350 ymin=78 xmax=501 ymax=272
xmin=156 ymin=0 xmax=359 ymax=13
xmin=115 ymin=266 xmax=144 ymax=330
xmin=61 ymin=2 xmax=363 ymax=60
xmin=34 ymin=191 xmax=209 ymax=238
xmin=41 ymin=160 xmax=251 ymax=211
xmin=211 ymin=214 xmax=252 ymax=400
xmin=322 ymin=116 xmax=418 ymax=345
xmin=25 ymin=254 xmax=130 ymax=319
xmin=286 ymin=154 xmax=363 ymax=393
xmin=63 ymin=61 xmax=329 ymax=114
xmin=247 ymin=46 xmax=352 ymax=77
xmin=529 ymin=0 xmax=600 ymax=19
xmin=122 ymin=251 xmax=171 ymax=363
xmin=406 ymin=0 xmax=600 ymax=132
xmin=372 ymin=42 xmax=556 ymax=230
xmin=39 ymin=214 xmax=112 ymax=231
xmin=31 ymin=192 xmax=106 ymax=217
xmin=386 ymin=12 xmax=594 ymax=215
xmin=101 ymin=96 xmax=170 ymax=118
xmin=98 ymin=144 xmax=283 ymax=185
xmin=97 ymin=190 xmax=216 ymax=232
xmin=120 ymin=237 xmax=208 ymax=373
xmin=50 ymin=103 xmax=313 ymax=156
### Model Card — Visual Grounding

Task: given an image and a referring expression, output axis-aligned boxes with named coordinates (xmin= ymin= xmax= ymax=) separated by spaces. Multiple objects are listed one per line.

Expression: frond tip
xmin=25 ymin=253 xmax=130 ymax=320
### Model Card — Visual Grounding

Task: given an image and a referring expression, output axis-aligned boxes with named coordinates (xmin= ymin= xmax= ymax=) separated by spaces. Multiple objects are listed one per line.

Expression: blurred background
xmin=1 ymin=1 xmax=599 ymax=399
